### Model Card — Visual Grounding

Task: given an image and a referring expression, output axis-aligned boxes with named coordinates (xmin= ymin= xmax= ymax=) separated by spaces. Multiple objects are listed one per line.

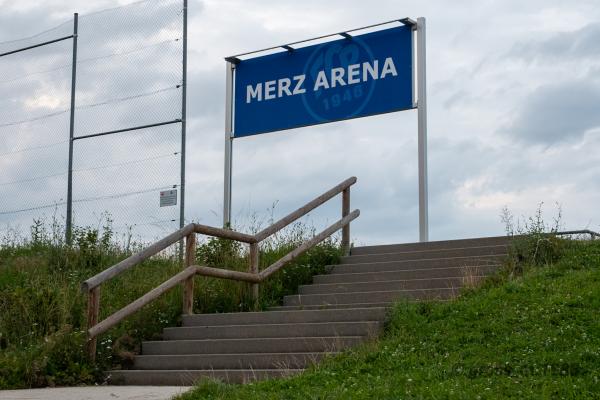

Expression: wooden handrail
xmin=195 ymin=265 xmax=261 ymax=283
xmin=192 ymin=210 xmax=360 ymax=284
xmin=259 ymin=210 xmax=359 ymax=279
xmin=193 ymin=223 xmax=257 ymax=243
xmin=82 ymin=223 xmax=256 ymax=292
xmin=81 ymin=224 xmax=195 ymax=292
xmin=86 ymin=210 xmax=359 ymax=343
xmin=88 ymin=266 xmax=197 ymax=339
xmin=82 ymin=177 xmax=359 ymax=361
xmin=254 ymin=176 xmax=357 ymax=242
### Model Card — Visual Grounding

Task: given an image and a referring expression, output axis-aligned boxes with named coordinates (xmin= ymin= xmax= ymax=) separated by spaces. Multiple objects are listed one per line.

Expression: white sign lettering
xmin=245 ymin=57 xmax=398 ymax=104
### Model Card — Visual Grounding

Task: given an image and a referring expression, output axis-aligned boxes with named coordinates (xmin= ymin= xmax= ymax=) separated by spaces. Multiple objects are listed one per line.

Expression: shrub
xmin=501 ymin=203 xmax=565 ymax=275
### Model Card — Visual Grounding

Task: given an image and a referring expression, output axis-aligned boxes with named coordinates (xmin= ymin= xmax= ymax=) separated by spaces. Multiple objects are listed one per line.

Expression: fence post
xmin=182 ymin=233 xmax=196 ymax=315
xmin=249 ymin=243 xmax=259 ymax=310
xmin=342 ymin=187 xmax=350 ymax=254
xmin=86 ymin=286 xmax=100 ymax=361
xmin=66 ymin=12 xmax=78 ymax=245
xmin=179 ymin=0 xmax=188 ymax=259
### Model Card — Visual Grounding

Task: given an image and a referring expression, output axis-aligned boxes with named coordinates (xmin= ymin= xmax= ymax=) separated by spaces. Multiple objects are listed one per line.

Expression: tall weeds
xmin=500 ymin=202 xmax=566 ymax=279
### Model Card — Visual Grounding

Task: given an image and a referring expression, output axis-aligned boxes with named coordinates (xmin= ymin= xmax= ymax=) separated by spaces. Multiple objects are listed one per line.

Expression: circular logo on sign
xmin=301 ymin=37 xmax=376 ymax=123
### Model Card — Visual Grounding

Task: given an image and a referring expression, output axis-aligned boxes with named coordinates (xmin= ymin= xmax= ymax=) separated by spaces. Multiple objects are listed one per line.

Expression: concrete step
xmin=182 ymin=307 xmax=386 ymax=327
xmin=143 ymin=336 xmax=367 ymax=355
xmin=107 ymin=235 xmax=509 ymax=386
xmin=299 ymin=276 xmax=485 ymax=295
xmin=163 ymin=321 xmax=382 ymax=340
xmin=108 ymin=368 xmax=302 ymax=385
xmin=134 ymin=352 xmax=332 ymax=370
xmin=351 ymin=236 xmax=511 ymax=255
xmin=284 ymin=288 xmax=457 ymax=306
xmin=330 ymin=255 xmax=505 ymax=274
xmin=342 ymin=245 xmax=507 ymax=264
xmin=269 ymin=302 xmax=395 ymax=311
xmin=313 ymin=265 xmax=499 ymax=284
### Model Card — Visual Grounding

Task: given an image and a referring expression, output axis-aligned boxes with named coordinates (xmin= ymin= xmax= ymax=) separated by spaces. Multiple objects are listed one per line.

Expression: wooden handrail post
xmin=342 ymin=187 xmax=350 ymax=254
xmin=86 ymin=286 xmax=100 ymax=362
xmin=249 ymin=242 xmax=260 ymax=310
xmin=253 ymin=177 xmax=356 ymax=242
xmin=182 ymin=233 xmax=196 ymax=315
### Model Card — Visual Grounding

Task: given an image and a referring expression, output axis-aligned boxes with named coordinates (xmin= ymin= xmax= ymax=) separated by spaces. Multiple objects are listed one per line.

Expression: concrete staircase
xmin=108 ymin=236 xmax=509 ymax=385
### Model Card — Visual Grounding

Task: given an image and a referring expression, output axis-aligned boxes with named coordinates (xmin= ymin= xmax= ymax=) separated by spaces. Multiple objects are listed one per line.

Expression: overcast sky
xmin=1 ymin=0 xmax=599 ymax=245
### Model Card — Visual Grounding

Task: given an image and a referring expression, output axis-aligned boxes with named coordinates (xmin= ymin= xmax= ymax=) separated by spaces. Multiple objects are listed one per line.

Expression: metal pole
xmin=0 ymin=35 xmax=74 ymax=58
xmin=72 ymin=119 xmax=182 ymax=141
xmin=223 ymin=62 xmax=234 ymax=227
xmin=417 ymin=17 xmax=429 ymax=242
xmin=66 ymin=13 xmax=78 ymax=245
xmin=180 ymin=0 xmax=188 ymax=256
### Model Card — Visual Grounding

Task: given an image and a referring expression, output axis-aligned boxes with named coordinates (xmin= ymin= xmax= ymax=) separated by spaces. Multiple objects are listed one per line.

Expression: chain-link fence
xmin=0 ymin=0 xmax=185 ymax=245
xmin=0 ymin=21 xmax=74 ymax=243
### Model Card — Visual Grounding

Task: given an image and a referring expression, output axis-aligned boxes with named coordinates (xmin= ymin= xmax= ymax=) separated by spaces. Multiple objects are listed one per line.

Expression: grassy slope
xmin=0 ymin=226 xmax=341 ymax=389
xmin=180 ymin=240 xmax=600 ymax=400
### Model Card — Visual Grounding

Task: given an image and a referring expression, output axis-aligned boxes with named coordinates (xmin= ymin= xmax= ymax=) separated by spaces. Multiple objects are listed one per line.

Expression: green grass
xmin=0 ymin=219 xmax=342 ymax=389
xmin=178 ymin=239 xmax=600 ymax=400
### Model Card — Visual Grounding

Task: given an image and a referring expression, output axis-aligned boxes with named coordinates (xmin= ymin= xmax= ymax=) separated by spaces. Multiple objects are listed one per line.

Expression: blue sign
xmin=233 ymin=25 xmax=414 ymax=138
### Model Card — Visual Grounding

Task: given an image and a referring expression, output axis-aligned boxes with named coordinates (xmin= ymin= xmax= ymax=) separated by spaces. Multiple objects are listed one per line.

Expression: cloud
xmin=507 ymin=23 xmax=600 ymax=63
xmin=502 ymin=80 xmax=600 ymax=145
xmin=3 ymin=0 xmax=600 ymax=243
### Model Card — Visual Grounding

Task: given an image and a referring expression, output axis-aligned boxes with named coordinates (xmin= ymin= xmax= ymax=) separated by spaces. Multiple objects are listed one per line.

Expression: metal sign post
xmin=223 ymin=18 xmax=428 ymax=241
xmin=416 ymin=17 xmax=428 ymax=242
xmin=223 ymin=61 xmax=235 ymax=226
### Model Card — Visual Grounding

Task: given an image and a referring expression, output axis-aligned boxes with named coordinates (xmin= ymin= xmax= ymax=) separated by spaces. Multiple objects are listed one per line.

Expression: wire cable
xmin=0 ymin=185 xmax=177 ymax=216
xmin=75 ymin=152 xmax=179 ymax=172
xmin=0 ymin=171 xmax=65 ymax=187
xmin=0 ymin=153 xmax=178 ymax=186
xmin=0 ymin=202 xmax=66 ymax=216
xmin=112 ymin=219 xmax=177 ymax=230
xmin=0 ymin=20 xmax=72 ymax=46
xmin=73 ymin=185 xmax=177 ymax=204
xmin=0 ymin=38 xmax=181 ymax=86
xmin=0 ymin=84 xmax=179 ymax=128
xmin=0 ymin=109 xmax=68 ymax=128
xmin=76 ymin=85 xmax=180 ymax=110
xmin=81 ymin=0 xmax=163 ymax=17
xmin=0 ymin=140 xmax=68 ymax=157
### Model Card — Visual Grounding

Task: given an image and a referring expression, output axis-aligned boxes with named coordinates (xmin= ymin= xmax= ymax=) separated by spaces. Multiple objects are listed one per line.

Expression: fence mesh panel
xmin=0 ymin=24 xmax=74 ymax=240
xmin=73 ymin=0 xmax=183 ymax=243
xmin=0 ymin=0 xmax=184 ymax=245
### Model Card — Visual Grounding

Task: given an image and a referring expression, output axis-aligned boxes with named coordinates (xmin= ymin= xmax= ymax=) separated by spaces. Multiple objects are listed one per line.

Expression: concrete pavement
xmin=0 ymin=386 xmax=191 ymax=400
